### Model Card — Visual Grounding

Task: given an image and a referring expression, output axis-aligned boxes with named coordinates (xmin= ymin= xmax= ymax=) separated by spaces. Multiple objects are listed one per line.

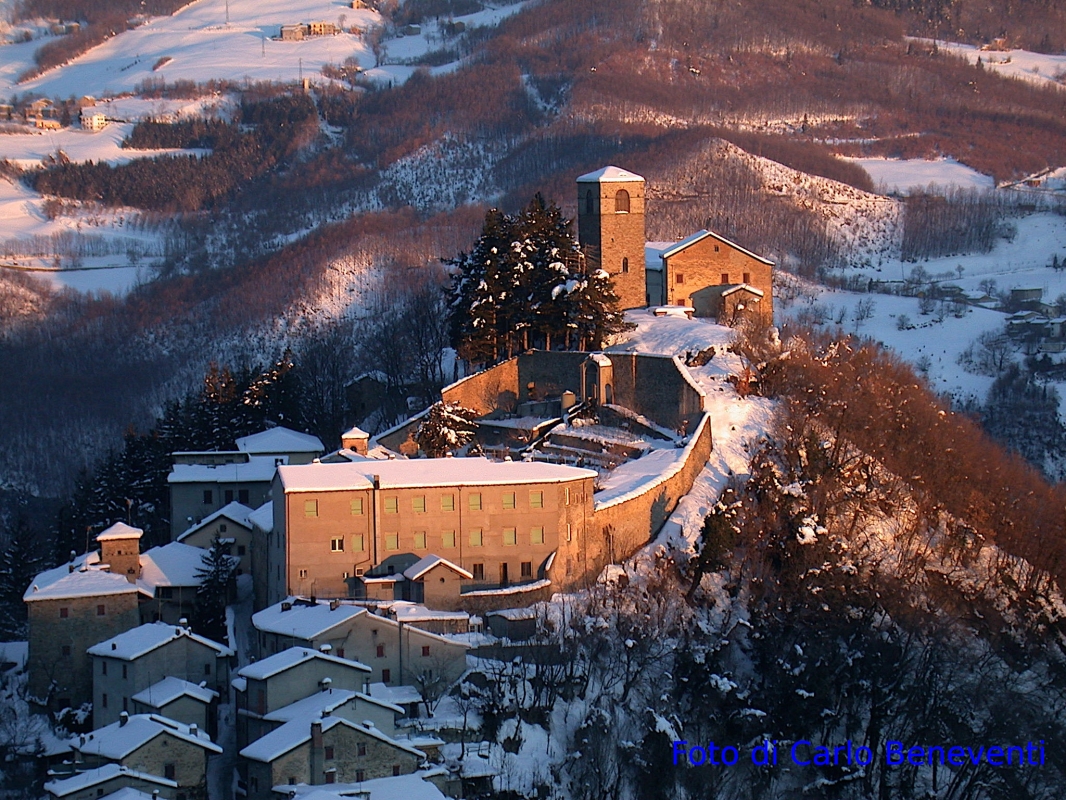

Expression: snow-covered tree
xmin=415 ymin=401 xmax=479 ymax=458
xmin=191 ymin=534 xmax=237 ymax=642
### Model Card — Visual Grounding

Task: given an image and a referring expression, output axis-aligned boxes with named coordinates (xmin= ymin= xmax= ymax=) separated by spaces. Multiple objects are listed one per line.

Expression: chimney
xmin=68 ymin=564 xmax=75 ymax=573
xmin=111 ymin=642 xmax=117 ymax=650
xmin=310 ymin=720 xmax=324 ymax=783
xmin=119 ymin=711 xmax=128 ymax=726
xmin=341 ymin=427 xmax=370 ymax=455
xmin=319 ymin=644 xmax=332 ymax=654
xmin=329 ymin=599 xmax=340 ymax=611
xmin=372 ymin=474 xmax=380 ymax=489
xmin=320 ymin=677 xmax=332 ymax=691
xmin=281 ymin=601 xmax=292 ymax=612
xmin=189 ymin=724 xmax=198 ymax=737
xmin=178 ymin=617 xmax=188 ymax=627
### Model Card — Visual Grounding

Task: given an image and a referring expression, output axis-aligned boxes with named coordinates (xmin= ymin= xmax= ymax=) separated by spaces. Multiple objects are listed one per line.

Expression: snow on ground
xmin=914 ymin=38 xmax=1066 ymax=92
xmin=845 ymin=157 xmax=996 ymax=195
xmin=609 ymin=311 xmax=777 ymax=549
xmin=0 ymin=122 xmax=208 ymax=167
xmin=5 ymin=0 xmax=383 ymax=99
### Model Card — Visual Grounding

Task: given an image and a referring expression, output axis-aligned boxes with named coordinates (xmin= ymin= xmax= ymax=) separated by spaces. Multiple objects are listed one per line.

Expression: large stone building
xmin=577 ymin=165 xmax=775 ymax=322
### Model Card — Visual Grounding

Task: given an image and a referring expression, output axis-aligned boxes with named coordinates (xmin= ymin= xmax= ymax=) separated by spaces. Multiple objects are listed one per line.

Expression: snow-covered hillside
xmin=844 ymin=156 xmax=996 ymax=195
xmin=917 ymin=37 xmax=1066 ymax=91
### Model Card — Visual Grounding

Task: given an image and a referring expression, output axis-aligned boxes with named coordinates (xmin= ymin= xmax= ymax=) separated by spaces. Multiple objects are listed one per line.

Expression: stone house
xmin=88 ymin=622 xmax=232 ymax=728
xmin=44 ymin=762 xmax=180 ymax=800
xmin=233 ymin=647 xmax=370 ymax=747
xmin=261 ymin=685 xmax=403 ymax=738
xmin=71 ymin=713 xmax=222 ymax=793
xmin=131 ymin=677 xmax=219 ymax=737
xmin=168 ymin=455 xmax=285 ymax=540
xmin=252 ymin=597 xmax=468 ymax=688
xmin=239 ymin=715 xmax=424 ymax=800
xmin=139 ymin=541 xmax=233 ymax=624
xmin=268 ymin=458 xmax=594 ymax=605
xmin=177 ymin=501 xmax=254 ymax=576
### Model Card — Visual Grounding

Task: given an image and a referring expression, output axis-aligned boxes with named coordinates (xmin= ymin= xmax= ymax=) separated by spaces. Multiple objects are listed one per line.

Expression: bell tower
xmin=576 ymin=166 xmax=647 ymax=310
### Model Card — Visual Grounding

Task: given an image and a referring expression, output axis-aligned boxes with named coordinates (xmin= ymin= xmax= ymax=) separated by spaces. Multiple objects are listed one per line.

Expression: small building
xmin=235 ymin=426 xmax=325 ymax=465
xmin=308 ymin=21 xmax=338 ymax=36
xmin=239 ymin=715 xmax=424 ymax=800
xmin=262 ymin=685 xmax=403 ymax=737
xmin=280 ymin=24 xmax=307 ymax=40
xmin=88 ymin=622 xmax=232 ymax=728
xmin=81 ymin=109 xmax=108 ymax=131
xmin=44 ymin=763 xmax=179 ymax=800
xmin=131 ymin=677 xmax=219 ymax=737
xmin=340 ymin=425 xmax=370 ymax=456
xmin=70 ymin=713 xmax=221 ymax=791
xmin=139 ymin=541 xmax=234 ymax=624
xmin=177 ymin=501 xmax=254 ymax=576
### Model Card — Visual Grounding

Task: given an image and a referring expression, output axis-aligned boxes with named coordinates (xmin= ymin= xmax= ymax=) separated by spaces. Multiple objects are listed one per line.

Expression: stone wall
xmin=440 ymin=357 xmax=520 ymax=416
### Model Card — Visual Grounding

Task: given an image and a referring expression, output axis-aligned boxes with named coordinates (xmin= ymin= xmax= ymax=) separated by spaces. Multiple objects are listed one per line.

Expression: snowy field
xmin=845 ymin=157 xmax=996 ymax=195
xmin=915 ymin=38 xmax=1066 ymax=91
xmin=0 ymin=121 xmax=209 ymax=167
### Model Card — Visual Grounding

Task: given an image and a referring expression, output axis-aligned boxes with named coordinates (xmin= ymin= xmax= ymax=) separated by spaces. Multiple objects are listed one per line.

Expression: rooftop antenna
xmin=225 ymin=0 xmax=229 ymax=25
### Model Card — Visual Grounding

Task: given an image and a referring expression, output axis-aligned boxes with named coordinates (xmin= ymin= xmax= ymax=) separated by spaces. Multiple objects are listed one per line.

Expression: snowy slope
xmin=844 ymin=157 xmax=995 ymax=195
xmin=915 ymin=38 xmax=1066 ymax=91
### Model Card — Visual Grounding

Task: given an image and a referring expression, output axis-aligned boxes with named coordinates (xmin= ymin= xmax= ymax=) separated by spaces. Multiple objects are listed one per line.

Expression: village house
xmin=131 ymin=677 xmax=219 ymax=736
xmin=262 ymin=684 xmax=403 ymax=737
xmin=70 ymin=713 xmax=221 ymax=795
xmin=88 ymin=621 xmax=232 ymax=728
xmin=236 ymin=427 xmax=326 ymax=465
xmin=252 ymin=597 xmax=469 ymax=687
xmin=45 ymin=764 xmax=180 ymax=800
xmin=80 ymin=108 xmax=108 ymax=131
xmin=177 ymin=501 xmax=255 ymax=576
xmin=239 ymin=714 xmax=425 ymax=800
xmin=232 ymin=646 xmax=370 ymax=747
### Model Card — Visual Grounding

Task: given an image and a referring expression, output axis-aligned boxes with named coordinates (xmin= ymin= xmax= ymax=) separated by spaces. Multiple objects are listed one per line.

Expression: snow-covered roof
xmin=278 ymin=457 xmax=595 ymax=493
xmin=364 ymin=683 xmax=423 ymax=706
xmin=73 ymin=714 xmax=222 ymax=760
xmin=273 ymin=772 xmax=450 ymax=800
xmin=44 ymin=764 xmax=178 ymax=797
xmin=24 ymin=554 xmax=146 ymax=602
xmin=390 ymin=602 xmax=470 ymax=624
xmin=461 ymin=579 xmax=552 ymax=597
xmin=720 ymin=283 xmax=765 ymax=298
xmin=403 ymin=555 xmax=473 ymax=581
xmin=252 ymin=598 xmax=367 ymax=640
xmin=237 ymin=646 xmax=370 ymax=681
xmin=659 ymin=229 xmax=774 ymax=265
xmin=167 ymin=455 xmax=286 ymax=484
xmin=576 ymin=165 xmax=645 ymax=183
xmin=88 ymin=621 xmax=232 ymax=661
xmin=240 ymin=714 xmax=423 ymax=763
xmin=131 ymin=676 xmax=218 ymax=708
xmin=95 ymin=789 xmax=157 ymax=800
xmin=96 ymin=522 xmax=143 ymax=542
xmin=262 ymin=688 xmax=358 ymax=722
xmin=177 ymin=502 xmax=254 ymax=541
xmin=644 ymin=241 xmax=673 ymax=271
xmin=342 ymin=425 xmax=370 ymax=439
xmin=138 ymin=542 xmax=217 ymax=589
xmin=586 ymin=353 xmax=612 ymax=367
xmin=248 ymin=501 xmax=273 ymax=532
xmin=236 ymin=426 xmax=325 ymax=455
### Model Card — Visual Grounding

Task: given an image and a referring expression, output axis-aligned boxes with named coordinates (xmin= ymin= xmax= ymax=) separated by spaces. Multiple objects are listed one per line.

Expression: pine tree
xmin=447 ymin=208 xmax=512 ymax=368
xmin=191 ymin=535 xmax=237 ymax=642
xmin=415 ymin=401 xmax=480 ymax=458
xmin=0 ymin=516 xmax=45 ymax=641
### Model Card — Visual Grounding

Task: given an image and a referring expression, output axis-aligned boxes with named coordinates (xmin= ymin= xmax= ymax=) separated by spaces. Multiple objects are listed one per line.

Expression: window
xmin=325 ymin=746 xmax=335 ymax=760
xmin=743 ymin=272 xmax=751 ymax=284
xmin=203 ymin=490 xmax=213 ymax=505
xmin=441 ymin=494 xmax=454 ymax=512
xmin=357 ymin=743 xmax=367 ymax=756
xmin=675 ymin=272 xmax=684 ymax=284
xmin=385 ymin=534 xmax=398 ymax=551
xmin=393 ymin=765 xmax=401 ymax=777
xmin=287 ymin=778 xmax=296 ymax=786
xmin=381 ymin=669 xmax=391 ymax=683
xmin=615 ymin=188 xmax=630 ymax=213
xmin=59 ymin=607 xmax=68 ymax=619
xmin=468 ymin=493 xmax=481 ymax=511
xmin=239 ymin=489 xmax=249 ymax=505
xmin=384 ymin=497 xmax=398 ymax=514
xmin=679 ymin=297 xmax=687 ymax=305
xmin=503 ymin=528 xmax=517 ymax=546
xmin=330 ymin=537 xmax=344 ymax=552
xmin=414 ymin=531 xmax=427 ymax=550
xmin=350 ymin=497 xmax=364 ymax=515
xmin=96 ymin=604 xmax=106 ymax=616
xmin=204 ymin=663 xmax=212 ymax=676
xmin=122 ymin=697 xmax=128 ymax=712
xmin=376 ymin=644 xmax=385 ymax=658
xmin=531 ymin=526 xmax=544 ymax=545
xmin=721 ymin=272 xmax=729 ymax=285
xmin=250 ymin=778 xmax=258 ymax=792
xmin=353 ymin=534 xmax=365 ymax=551
xmin=299 ymin=569 xmax=309 ymax=579
xmin=422 ymin=645 xmax=430 ymax=657
xmin=304 ymin=499 xmax=318 ymax=517
xmin=442 ymin=531 xmax=456 ymax=548
xmin=502 ymin=492 xmax=515 ymax=510
xmin=521 ymin=561 xmax=533 ymax=578
xmin=101 ymin=661 xmax=107 ymax=675
xmin=622 ymin=257 xmax=629 ymax=273
xmin=238 ymin=545 xmax=246 ymax=556
xmin=164 ymin=764 xmax=176 ymax=781
xmin=160 ymin=587 xmax=173 ymax=599
xmin=102 ymin=693 xmax=108 ymax=708
xmin=469 ymin=529 xmax=483 ymax=547
xmin=413 ymin=496 xmax=426 ymax=513
xmin=530 ymin=491 xmax=543 ymax=508
xmin=62 ymin=645 xmax=71 ymax=657
xmin=565 ymin=487 xmax=570 ymax=505
xmin=584 ymin=189 xmax=593 ymax=215
xmin=122 ymin=664 xmax=127 ymax=679
xmin=356 ymin=770 xmax=366 ymax=782
xmin=472 ymin=563 xmax=485 ymax=580
xmin=337 ymin=648 xmax=344 ymax=658
xmin=567 ymin=523 xmax=572 ymax=542
xmin=714 ymin=244 xmax=720 ymax=252
xmin=224 ymin=490 xmax=233 ymax=504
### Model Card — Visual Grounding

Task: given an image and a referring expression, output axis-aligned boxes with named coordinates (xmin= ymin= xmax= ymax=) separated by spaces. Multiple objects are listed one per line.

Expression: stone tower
xmin=576 ymin=166 xmax=647 ymax=310
xmin=96 ymin=522 xmax=143 ymax=582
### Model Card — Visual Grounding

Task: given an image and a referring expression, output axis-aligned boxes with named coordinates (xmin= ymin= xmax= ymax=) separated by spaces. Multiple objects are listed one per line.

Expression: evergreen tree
xmin=0 ymin=515 xmax=45 ymax=641
xmin=191 ymin=535 xmax=237 ymax=643
xmin=447 ymin=208 xmax=512 ymax=367
xmin=415 ymin=401 xmax=479 ymax=458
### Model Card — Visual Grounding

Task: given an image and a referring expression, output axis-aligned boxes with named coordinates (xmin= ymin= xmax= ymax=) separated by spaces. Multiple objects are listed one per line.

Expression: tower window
xmin=675 ymin=273 xmax=684 ymax=284
xmin=743 ymin=272 xmax=751 ymax=284
xmin=584 ymin=189 xmax=593 ymax=215
xmin=615 ymin=189 xmax=630 ymax=213
xmin=721 ymin=273 xmax=730 ymax=285
xmin=622 ymin=257 xmax=629 ymax=274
